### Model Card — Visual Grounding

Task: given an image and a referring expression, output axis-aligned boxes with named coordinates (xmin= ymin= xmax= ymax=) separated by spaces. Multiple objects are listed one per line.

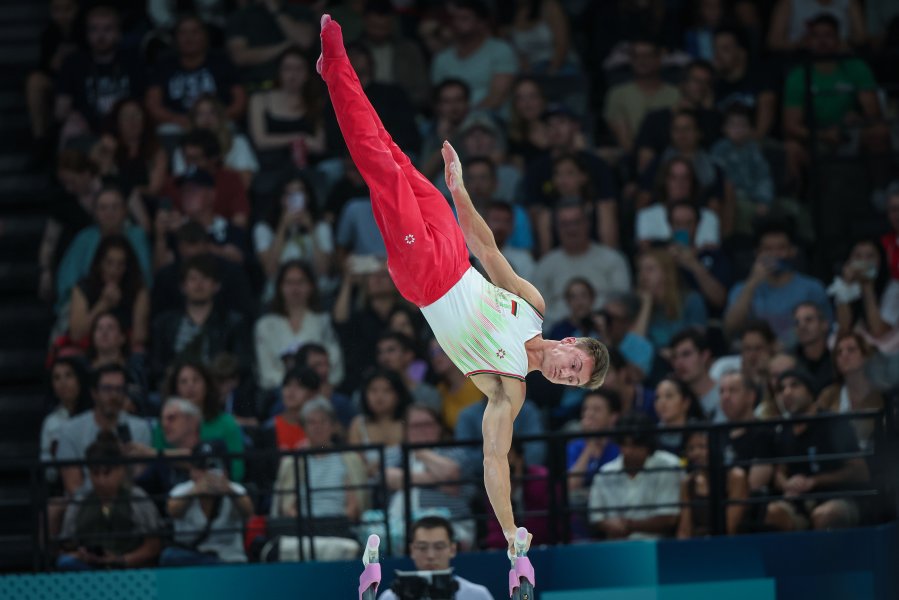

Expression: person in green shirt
xmin=152 ymin=359 xmax=245 ymax=481
xmin=782 ymin=14 xmax=888 ymax=180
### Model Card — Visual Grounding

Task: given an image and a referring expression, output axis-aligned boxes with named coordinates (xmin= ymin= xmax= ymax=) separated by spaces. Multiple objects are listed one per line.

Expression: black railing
xmin=6 ymin=408 xmax=895 ymax=573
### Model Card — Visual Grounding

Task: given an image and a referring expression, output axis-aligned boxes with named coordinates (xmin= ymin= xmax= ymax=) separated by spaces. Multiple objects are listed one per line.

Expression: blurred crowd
xmin=27 ymin=0 xmax=899 ymax=571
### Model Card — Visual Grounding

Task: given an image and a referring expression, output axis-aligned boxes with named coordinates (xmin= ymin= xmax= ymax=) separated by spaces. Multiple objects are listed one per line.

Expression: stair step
xmin=0 ymin=3 xmax=47 ymax=22
xmin=0 ymin=173 xmax=47 ymax=196
xmin=0 ymin=91 xmax=26 ymax=113
xmin=0 ymin=348 xmax=47 ymax=383
xmin=0 ymin=24 xmax=44 ymax=45
xmin=0 ymin=155 xmax=31 ymax=175
xmin=0 ymin=262 xmax=40 ymax=295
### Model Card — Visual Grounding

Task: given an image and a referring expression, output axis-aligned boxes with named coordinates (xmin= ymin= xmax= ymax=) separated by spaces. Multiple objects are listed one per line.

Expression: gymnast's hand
xmin=441 ymin=141 xmax=464 ymax=193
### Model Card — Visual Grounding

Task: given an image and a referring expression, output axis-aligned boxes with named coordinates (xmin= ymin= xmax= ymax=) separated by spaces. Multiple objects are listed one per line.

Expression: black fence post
xmin=302 ymin=451 xmax=316 ymax=561
xmin=401 ymin=444 xmax=412 ymax=551
xmin=380 ymin=444 xmax=392 ymax=557
xmin=707 ymin=426 xmax=727 ymax=536
xmin=291 ymin=452 xmax=305 ymax=562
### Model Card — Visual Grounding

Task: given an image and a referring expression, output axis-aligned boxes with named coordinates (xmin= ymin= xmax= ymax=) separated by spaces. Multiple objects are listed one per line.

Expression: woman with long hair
xmin=549 ymin=153 xmax=619 ymax=248
xmin=248 ymin=47 xmax=326 ymax=170
xmin=90 ymin=99 xmax=166 ymax=229
xmin=171 ymin=93 xmax=259 ymax=188
xmin=155 ymin=360 xmax=245 ymax=481
xmin=348 ymin=368 xmax=411 ymax=475
xmin=499 ymin=0 xmax=576 ymax=74
xmin=832 ymin=238 xmax=899 ymax=354
xmin=507 ymin=77 xmax=549 ymax=165
xmin=817 ymin=332 xmax=884 ymax=446
xmin=254 ymin=260 xmax=343 ymax=390
xmin=252 ymin=173 xmax=333 ymax=295
xmin=654 ymin=376 xmax=706 ymax=455
xmin=634 ymin=248 xmax=707 ymax=348
xmin=40 ymin=356 xmax=92 ymax=482
xmin=68 ymin=235 xmax=149 ymax=351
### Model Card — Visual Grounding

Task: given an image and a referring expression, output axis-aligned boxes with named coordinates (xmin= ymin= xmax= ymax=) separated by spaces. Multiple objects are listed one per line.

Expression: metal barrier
xmin=4 ymin=408 xmax=895 ymax=573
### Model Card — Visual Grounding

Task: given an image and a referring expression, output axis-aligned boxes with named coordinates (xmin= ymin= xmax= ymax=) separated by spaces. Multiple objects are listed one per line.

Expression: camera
xmin=391 ymin=569 xmax=458 ymax=600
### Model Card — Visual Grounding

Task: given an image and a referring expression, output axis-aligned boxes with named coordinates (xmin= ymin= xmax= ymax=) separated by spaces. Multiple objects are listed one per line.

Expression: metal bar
xmin=707 ymin=428 xmax=726 ymax=536
xmin=292 ymin=453 xmax=304 ymax=562
xmin=401 ymin=443 xmax=412 ymax=551
xmin=302 ymin=452 xmax=315 ymax=562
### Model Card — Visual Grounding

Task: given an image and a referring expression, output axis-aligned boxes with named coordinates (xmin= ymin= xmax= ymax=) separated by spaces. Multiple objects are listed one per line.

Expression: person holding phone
xmin=318 ymin=15 xmax=608 ymax=556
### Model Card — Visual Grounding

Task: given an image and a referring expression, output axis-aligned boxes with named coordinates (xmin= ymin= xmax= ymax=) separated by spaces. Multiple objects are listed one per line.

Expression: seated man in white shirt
xmin=379 ymin=515 xmax=493 ymax=600
xmin=589 ymin=413 xmax=683 ymax=540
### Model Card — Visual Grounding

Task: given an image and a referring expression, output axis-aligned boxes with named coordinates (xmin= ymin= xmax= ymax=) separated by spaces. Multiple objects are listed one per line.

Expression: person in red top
xmin=881 ymin=185 xmax=899 ymax=281
xmin=269 ymin=367 xmax=322 ymax=450
xmin=161 ymin=129 xmax=250 ymax=228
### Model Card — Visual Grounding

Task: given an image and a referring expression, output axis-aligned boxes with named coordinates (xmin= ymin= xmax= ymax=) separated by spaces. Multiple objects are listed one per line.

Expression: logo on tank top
xmin=404 ymin=234 xmax=416 ymax=245
xmin=496 ymin=349 xmax=506 ymax=359
xmin=510 ymin=300 xmax=518 ymax=317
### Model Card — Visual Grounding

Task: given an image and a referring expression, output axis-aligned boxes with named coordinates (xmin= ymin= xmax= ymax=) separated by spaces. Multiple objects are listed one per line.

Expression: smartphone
xmin=671 ymin=229 xmax=691 ymax=246
xmin=116 ymin=423 xmax=132 ymax=444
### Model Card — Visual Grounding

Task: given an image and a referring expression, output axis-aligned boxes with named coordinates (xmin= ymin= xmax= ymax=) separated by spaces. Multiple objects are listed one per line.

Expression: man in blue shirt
xmin=724 ymin=219 xmax=830 ymax=346
xmin=455 ymin=397 xmax=545 ymax=476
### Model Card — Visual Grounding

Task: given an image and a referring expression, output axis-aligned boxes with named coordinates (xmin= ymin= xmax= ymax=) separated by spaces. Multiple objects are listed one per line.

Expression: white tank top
xmin=421 ymin=267 xmax=544 ymax=381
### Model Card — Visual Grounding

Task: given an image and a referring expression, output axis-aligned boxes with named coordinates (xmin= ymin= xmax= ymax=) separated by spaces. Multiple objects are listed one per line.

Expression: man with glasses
xmin=57 ymin=364 xmax=152 ymax=496
xmin=134 ymin=397 xmax=202 ymax=505
xmin=379 ymin=515 xmax=493 ymax=600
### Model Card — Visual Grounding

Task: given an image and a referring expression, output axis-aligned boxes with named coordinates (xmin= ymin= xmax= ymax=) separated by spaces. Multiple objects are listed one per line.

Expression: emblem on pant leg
xmin=496 ymin=349 xmax=506 ymax=359
xmin=404 ymin=234 xmax=415 ymax=245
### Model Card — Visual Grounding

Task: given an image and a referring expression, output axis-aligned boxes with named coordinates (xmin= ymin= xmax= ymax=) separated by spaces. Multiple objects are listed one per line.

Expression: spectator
xmin=68 ymin=235 xmax=149 ymax=351
xmin=455 ymin=397 xmax=545 ymax=474
xmin=135 ymin=397 xmax=202 ymax=503
xmin=603 ymin=38 xmax=680 ymax=153
xmin=295 ymin=343 xmax=355 ymax=430
xmin=161 ymin=442 xmax=253 ymax=565
xmin=816 ymin=332 xmax=883 ymax=446
xmin=57 ymin=364 xmax=153 ymax=496
xmin=523 ymin=105 xmax=619 ymax=254
xmin=684 ymin=0 xmax=729 ymax=60
xmin=333 ymin=263 xmax=401 ymax=393
xmin=441 ymin=115 xmax=520 ymax=204
xmin=594 ymin=293 xmax=656 ymax=380
xmin=636 ymin=60 xmax=722 ymax=173
xmin=710 ymin=104 xmax=775 ymax=233
xmin=26 ymin=0 xmax=80 ymax=145
xmin=792 ymin=302 xmax=835 ymax=391
xmin=499 ymin=0 xmax=575 ymax=74
xmin=41 ymin=357 xmax=92 ymax=484
xmin=376 ymin=332 xmax=442 ymax=410
xmin=724 ymin=219 xmax=830 ymax=344
xmin=550 ymin=153 xmax=620 ymax=249
xmin=666 ymin=201 xmax=732 ymax=313
xmin=90 ymin=99 xmax=167 ymax=214
xmin=255 ymin=261 xmax=343 ymax=390
xmin=713 ymin=27 xmax=777 ymax=140
xmin=39 ymin=151 xmax=100 ymax=302
xmin=710 ymin=320 xmax=778 ymax=387
xmin=156 ymin=360 xmax=246 ymax=482
xmin=602 ymin=348 xmax=657 ymax=417
xmin=386 ymin=404 xmax=475 ymax=549
xmin=548 ymin=278 xmax=600 ymax=341
xmin=484 ymin=200 xmax=535 ymax=276
xmin=55 ymin=5 xmax=145 ymax=139
xmin=635 ymin=158 xmax=721 ymax=248
xmin=719 ymin=370 xmax=776 ymax=494
xmin=358 ymin=0 xmax=430 ymax=108
xmin=768 ymin=0 xmax=866 ymax=51
xmin=159 ymin=129 xmax=251 ymax=230
xmin=248 ymin=48 xmax=326 ymax=172
xmin=254 ymin=175 xmax=334 ymax=299
xmin=782 ymin=14 xmax=886 ymax=181
xmin=676 ymin=430 xmax=749 ymax=537
xmin=760 ymin=352 xmax=799 ymax=418
xmin=150 ymin=221 xmax=256 ymax=320
xmin=155 ymin=168 xmax=249 ymax=269
xmin=832 ymin=237 xmax=899 ymax=353
xmin=209 ymin=353 xmax=257 ymax=428
xmin=146 ymin=15 xmax=246 ymax=131
xmin=348 ymin=368 xmax=411 ymax=475
xmin=225 ymin=0 xmax=315 ymax=88
xmin=379 ymin=516 xmax=493 ymax=600
xmin=639 ymin=111 xmax=733 ymax=231
xmin=171 ymin=94 xmax=259 ymax=188
xmin=273 ymin=398 xmax=368 ymax=536
xmin=267 ymin=367 xmax=322 ymax=450
xmin=506 ymin=77 xmax=549 ymax=165
xmin=55 ymin=186 xmax=152 ymax=317
xmin=589 ymin=412 xmax=683 ymax=540
xmin=532 ymin=202 xmax=632 ymax=326
xmin=420 ymin=79 xmax=472 ymax=181
xmin=334 ymin=198 xmax=388 ymax=260
xmin=429 ymin=340 xmax=484 ymax=432
xmin=670 ymin=328 xmax=721 ymax=419
xmin=485 ymin=439 xmax=553 ymax=549
xmin=567 ymin=390 xmax=622 ymax=498
xmin=149 ymin=255 xmax=252 ymax=386
xmin=654 ymin=376 xmax=705 ymax=455
xmin=57 ymin=432 xmax=161 ymax=570
xmin=324 ymin=152 xmax=369 ymax=225
xmin=634 ymin=249 xmax=708 ymax=349
xmin=883 ymin=186 xmax=899 ymax=280
xmin=87 ymin=311 xmax=149 ymax=413
xmin=766 ymin=370 xmax=869 ymax=530
xmin=431 ymin=0 xmax=518 ymax=110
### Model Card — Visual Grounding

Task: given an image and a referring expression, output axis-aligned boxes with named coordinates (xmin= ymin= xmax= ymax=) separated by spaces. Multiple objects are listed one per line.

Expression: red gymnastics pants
xmin=320 ymin=20 xmax=470 ymax=307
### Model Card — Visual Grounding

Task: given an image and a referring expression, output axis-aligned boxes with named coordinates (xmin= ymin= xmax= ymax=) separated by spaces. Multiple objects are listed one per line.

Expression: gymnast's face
xmin=541 ymin=337 xmax=592 ymax=387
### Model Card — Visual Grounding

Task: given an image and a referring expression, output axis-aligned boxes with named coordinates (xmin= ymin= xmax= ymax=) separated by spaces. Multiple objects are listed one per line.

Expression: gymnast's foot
xmin=317 ymin=14 xmax=345 ymax=75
